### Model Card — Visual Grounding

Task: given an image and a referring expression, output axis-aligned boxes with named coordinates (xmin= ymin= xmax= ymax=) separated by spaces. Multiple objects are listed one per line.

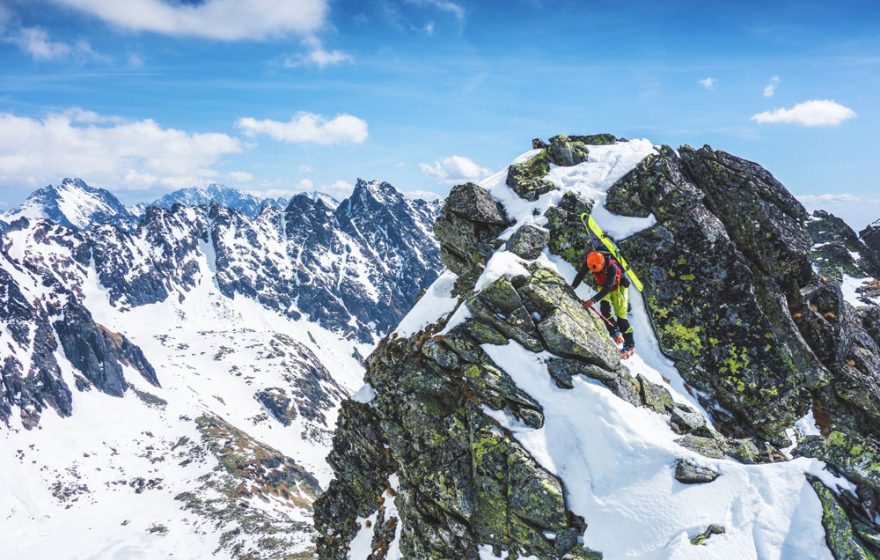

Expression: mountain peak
xmin=2 ymin=178 xmax=130 ymax=229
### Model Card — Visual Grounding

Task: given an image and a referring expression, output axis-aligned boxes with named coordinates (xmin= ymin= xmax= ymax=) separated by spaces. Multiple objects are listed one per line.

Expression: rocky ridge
xmin=315 ymin=135 xmax=880 ymax=559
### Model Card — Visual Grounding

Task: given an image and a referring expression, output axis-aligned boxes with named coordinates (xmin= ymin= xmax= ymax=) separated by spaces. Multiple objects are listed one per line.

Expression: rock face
xmin=600 ymin=144 xmax=880 ymax=552
xmin=317 ymin=135 xmax=880 ymax=559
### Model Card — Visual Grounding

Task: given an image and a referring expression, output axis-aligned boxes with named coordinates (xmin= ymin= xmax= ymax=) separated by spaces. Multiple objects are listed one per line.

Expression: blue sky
xmin=1 ymin=0 xmax=878 ymax=228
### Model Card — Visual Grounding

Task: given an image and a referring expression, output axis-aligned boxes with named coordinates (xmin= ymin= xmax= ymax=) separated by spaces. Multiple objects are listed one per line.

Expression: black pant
xmin=600 ymin=300 xmax=634 ymax=348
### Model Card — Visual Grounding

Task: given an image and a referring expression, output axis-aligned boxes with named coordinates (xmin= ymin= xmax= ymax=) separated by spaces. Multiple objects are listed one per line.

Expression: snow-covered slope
xmin=0 ymin=178 xmax=442 ymax=558
xmin=1 ymin=178 xmax=132 ymax=229
xmin=316 ymin=136 xmax=880 ymax=559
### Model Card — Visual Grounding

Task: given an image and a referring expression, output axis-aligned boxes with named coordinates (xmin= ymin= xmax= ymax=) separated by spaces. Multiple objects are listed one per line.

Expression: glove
xmin=581 ymin=299 xmax=594 ymax=309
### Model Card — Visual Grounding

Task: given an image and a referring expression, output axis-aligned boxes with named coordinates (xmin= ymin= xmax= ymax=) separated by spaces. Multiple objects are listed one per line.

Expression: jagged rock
xmin=798 ymin=433 xmax=880 ymax=490
xmin=569 ymin=133 xmax=618 ymax=145
xmin=675 ymin=435 xmax=725 ymax=459
xmin=53 ymin=301 xmax=159 ymax=396
xmin=435 ymin=183 xmax=508 ymax=290
xmin=674 ymin=460 xmax=719 ymax=484
xmin=463 ymin=362 xmax=544 ymax=429
xmin=547 ymin=135 xmax=589 ymax=167
xmin=807 ymin=210 xmax=879 ymax=280
xmin=860 ymin=219 xmax=880 ymax=271
xmin=727 ymin=438 xmax=762 ymax=464
xmin=608 ymin=146 xmax=825 ymax=444
xmin=506 ymin=151 xmax=556 ymax=201
xmin=422 ymin=338 xmax=461 ymax=370
xmin=507 ymin=224 xmax=549 ymax=260
xmin=539 ymin=310 xmax=616 ymax=368
xmin=637 ymin=374 xmax=675 ymax=414
xmin=254 ymin=388 xmax=296 ymax=426
xmin=469 ymin=274 xmax=545 ymax=351
xmin=670 ymin=404 xmax=711 ymax=436
xmin=545 ymin=192 xmax=594 ymax=267
xmin=545 ymin=357 xmax=641 ymax=406
xmin=690 ymin=524 xmax=725 ymax=545
xmin=532 ymin=138 xmax=548 ymax=149
xmin=808 ymin=475 xmax=877 ymax=560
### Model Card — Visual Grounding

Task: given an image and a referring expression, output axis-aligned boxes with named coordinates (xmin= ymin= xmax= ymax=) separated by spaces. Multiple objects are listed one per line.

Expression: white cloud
xmin=283 ymin=35 xmax=353 ymax=68
xmin=9 ymin=27 xmax=108 ymax=62
xmin=420 ymin=155 xmax=490 ymax=184
xmin=237 ymin=112 xmax=368 ymax=145
xmin=319 ymin=179 xmax=355 ymax=198
xmin=51 ymin=0 xmax=327 ymax=41
xmin=0 ymin=110 xmax=241 ymax=190
xmin=796 ymin=193 xmax=864 ymax=205
xmin=405 ymin=0 xmax=465 ymax=22
xmin=763 ymin=76 xmax=780 ymax=97
xmin=752 ymin=99 xmax=857 ymax=126
xmin=297 ymin=164 xmax=313 ymax=173
xmin=12 ymin=27 xmax=71 ymax=60
xmin=698 ymin=77 xmax=716 ymax=90
xmin=422 ymin=21 xmax=435 ymax=35
xmin=227 ymin=171 xmax=253 ymax=183
xmin=797 ymin=193 xmax=880 ymax=231
xmin=404 ymin=189 xmax=443 ymax=201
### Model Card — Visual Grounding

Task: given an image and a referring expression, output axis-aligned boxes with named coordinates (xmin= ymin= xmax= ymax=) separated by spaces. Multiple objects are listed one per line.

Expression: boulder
xmin=507 ymin=224 xmax=549 ymax=260
xmin=547 ymin=135 xmax=589 ymax=167
xmin=675 ymin=435 xmax=725 ymax=459
xmin=674 ymin=459 xmax=719 ymax=484
xmin=506 ymin=151 xmax=556 ymax=201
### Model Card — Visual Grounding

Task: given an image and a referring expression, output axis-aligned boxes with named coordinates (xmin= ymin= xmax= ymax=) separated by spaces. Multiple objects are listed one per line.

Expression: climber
xmin=572 ymin=250 xmax=635 ymax=359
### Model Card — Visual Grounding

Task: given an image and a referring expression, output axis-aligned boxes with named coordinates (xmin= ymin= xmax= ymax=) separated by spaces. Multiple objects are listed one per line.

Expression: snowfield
xmin=0 ymin=230 xmax=369 ymax=559
xmin=388 ymin=139 xmax=851 ymax=559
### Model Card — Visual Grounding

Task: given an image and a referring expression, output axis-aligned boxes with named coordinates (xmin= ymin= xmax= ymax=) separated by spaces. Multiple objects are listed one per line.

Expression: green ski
xmin=580 ymin=213 xmax=645 ymax=292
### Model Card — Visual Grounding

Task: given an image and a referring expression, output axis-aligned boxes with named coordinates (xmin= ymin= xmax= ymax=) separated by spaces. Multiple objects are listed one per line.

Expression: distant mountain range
xmin=0 ymin=174 xmax=443 ymax=558
xmin=1 ymin=180 xmax=353 ymax=227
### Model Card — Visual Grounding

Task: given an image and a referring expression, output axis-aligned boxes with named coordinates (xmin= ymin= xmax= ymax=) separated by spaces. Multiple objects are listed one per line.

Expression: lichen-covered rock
xmin=608 ymin=147 xmax=826 ymax=444
xmin=547 ymin=135 xmax=589 ymax=167
xmin=690 ymin=524 xmax=725 ymax=545
xmin=860 ymin=219 xmax=880 ymax=272
xmin=808 ymin=475 xmax=877 ymax=560
xmin=675 ymin=435 xmax=726 ymax=459
xmin=508 ymin=224 xmax=550 ymax=260
xmin=434 ymin=183 xmax=509 ymax=291
xmin=569 ymin=133 xmax=618 ymax=145
xmin=507 ymin=150 xmax=556 ymax=201
xmin=808 ymin=210 xmax=880 ymax=280
xmin=545 ymin=192 xmax=594 ymax=268
xmin=674 ymin=460 xmax=719 ymax=484
xmin=670 ymin=404 xmax=711 ymax=436
xmin=637 ymin=374 xmax=675 ymax=414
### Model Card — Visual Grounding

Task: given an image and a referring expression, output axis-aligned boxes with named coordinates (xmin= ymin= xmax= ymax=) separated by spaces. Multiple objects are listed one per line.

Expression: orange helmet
xmin=587 ymin=251 xmax=605 ymax=273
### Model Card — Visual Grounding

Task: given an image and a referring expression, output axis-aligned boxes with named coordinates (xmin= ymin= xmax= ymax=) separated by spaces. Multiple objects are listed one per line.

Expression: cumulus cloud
xmin=236 ymin=112 xmax=368 ymax=145
xmin=283 ymin=35 xmax=353 ymax=68
xmin=796 ymin=193 xmax=865 ymax=205
xmin=0 ymin=110 xmax=241 ymax=190
xmin=698 ymin=77 xmax=717 ymax=90
xmin=404 ymin=189 xmax=443 ymax=201
xmin=752 ymin=100 xmax=857 ymax=126
xmin=420 ymin=155 xmax=490 ymax=184
xmin=50 ymin=0 xmax=327 ymax=41
xmin=227 ymin=171 xmax=254 ymax=183
xmin=763 ymin=76 xmax=780 ymax=97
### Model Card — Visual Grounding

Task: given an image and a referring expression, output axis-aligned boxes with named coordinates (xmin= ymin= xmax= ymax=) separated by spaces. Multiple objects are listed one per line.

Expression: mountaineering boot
xmin=613 ymin=333 xmax=624 ymax=345
xmin=621 ymin=331 xmax=635 ymax=359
